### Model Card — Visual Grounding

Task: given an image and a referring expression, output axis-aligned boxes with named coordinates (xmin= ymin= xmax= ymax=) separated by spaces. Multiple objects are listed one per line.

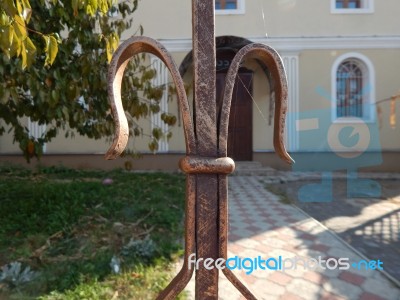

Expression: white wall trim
xmin=330 ymin=0 xmax=374 ymax=14
xmin=156 ymin=36 xmax=400 ymax=53
xmin=331 ymin=52 xmax=376 ymax=122
xmin=282 ymin=55 xmax=300 ymax=152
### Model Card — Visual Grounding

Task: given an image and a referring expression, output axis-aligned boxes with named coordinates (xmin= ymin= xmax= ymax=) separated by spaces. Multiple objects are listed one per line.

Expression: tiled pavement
xmin=183 ymin=176 xmax=400 ymax=300
xmin=296 ymin=186 xmax=400 ymax=282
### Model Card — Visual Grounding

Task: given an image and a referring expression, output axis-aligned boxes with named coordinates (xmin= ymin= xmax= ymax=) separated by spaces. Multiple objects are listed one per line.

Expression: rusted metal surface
xmin=105 ymin=36 xmax=197 ymax=299
xmin=105 ymin=0 xmax=293 ymax=299
xmin=218 ymin=43 xmax=294 ymax=165
xmin=192 ymin=1 xmax=220 ymax=298
xmin=179 ymin=156 xmax=235 ymax=175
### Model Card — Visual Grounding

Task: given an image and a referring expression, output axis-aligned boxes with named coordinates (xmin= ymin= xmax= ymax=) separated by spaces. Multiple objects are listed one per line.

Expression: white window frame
xmin=215 ymin=0 xmax=245 ymax=15
xmin=330 ymin=0 xmax=374 ymax=14
xmin=331 ymin=52 xmax=375 ymax=123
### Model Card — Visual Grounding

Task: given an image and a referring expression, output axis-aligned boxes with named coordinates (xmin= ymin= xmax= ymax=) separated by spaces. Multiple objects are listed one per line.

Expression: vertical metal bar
xmin=106 ymin=3 xmax=293 ymax=299
xmin=192 ymin=0 xmax=219 ymax=299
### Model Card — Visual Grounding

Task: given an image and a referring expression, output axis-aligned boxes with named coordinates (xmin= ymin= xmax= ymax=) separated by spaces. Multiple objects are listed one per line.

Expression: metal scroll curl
xmin=105 ymin=36 xmax=196 ymax=159
xmin=105 ymin=36 xmax=294 ymax=300
xmin=219 ymin=43 xmax=294 ymax=164
xmin=105 ymin=36 xmax=196 ymax=300
xmin=217 ymin=43 xmax=294 ymax=300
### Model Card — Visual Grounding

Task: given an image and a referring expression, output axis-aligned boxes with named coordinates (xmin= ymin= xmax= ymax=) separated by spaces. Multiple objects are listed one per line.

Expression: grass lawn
xmin=0 ymin=165 xmax=187 ymax=299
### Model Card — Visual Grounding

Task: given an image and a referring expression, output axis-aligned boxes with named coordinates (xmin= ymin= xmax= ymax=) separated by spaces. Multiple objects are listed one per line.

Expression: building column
xmin=282 ymin=53 xmax=300 ymax=152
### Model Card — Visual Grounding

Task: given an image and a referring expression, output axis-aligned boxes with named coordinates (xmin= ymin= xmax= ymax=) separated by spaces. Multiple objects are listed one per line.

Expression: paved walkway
xmin=183 ymin=176 xmax=400 ymax=300
xmin=293 ymin=181 xmax=400 ymax=283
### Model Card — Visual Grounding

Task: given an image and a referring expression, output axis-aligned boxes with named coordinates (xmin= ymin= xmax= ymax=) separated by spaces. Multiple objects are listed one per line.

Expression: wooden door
xmin=216 ymin=70 xmax=253 ymax=161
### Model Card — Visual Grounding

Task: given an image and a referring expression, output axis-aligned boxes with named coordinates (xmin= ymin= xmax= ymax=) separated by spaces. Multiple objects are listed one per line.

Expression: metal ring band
xmin=179 ymin=156 xmax=235 ymax=174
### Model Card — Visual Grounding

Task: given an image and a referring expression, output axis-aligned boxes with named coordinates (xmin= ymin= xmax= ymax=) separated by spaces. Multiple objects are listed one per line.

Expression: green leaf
xmin=0 ymin=89 xmax=10 ymax=105
xmin=10 ymin=87 xmax=19 ymax=102
xmin=62 ymin=106 xmax=69 ymax=120
xmin=0 ymin=25 xmax=12 ymax=49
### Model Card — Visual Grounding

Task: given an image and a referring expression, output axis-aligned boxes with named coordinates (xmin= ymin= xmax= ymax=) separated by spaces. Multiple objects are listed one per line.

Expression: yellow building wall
xmin=0 ymin=122 xmax=21 ymax=153
xmin=2 ymin=48 xmax=400 ymax=154
xmin=129 ymin=0 xmax=399 ymax=39
xmin=298 ymin=49 xmax=400 ymax=151
xmin=1 ymin=1 xmax=400 ymax=156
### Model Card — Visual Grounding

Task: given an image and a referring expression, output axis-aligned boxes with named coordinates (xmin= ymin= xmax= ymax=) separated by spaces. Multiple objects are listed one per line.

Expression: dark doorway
xmin=179 ymin=39 xmax=257 ymax=161
xmin=216 ymin=52 xmax=253 ymax=161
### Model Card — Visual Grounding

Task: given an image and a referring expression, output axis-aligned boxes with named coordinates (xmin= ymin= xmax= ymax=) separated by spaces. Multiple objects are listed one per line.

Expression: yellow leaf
xmin=16 ymin=0 xmax=23 ymax=15
xmin=25 ymin=36 xmax=35 ymax=51
xmin=99 ymin=0 xmax=108 ymax=14
xmin=111 ymin=33 xmax=119 ymax=52
xmin=22 ymin=8 xmax=32 ymax=23
xmin=44 ymin=35 xmax=58 ymax=66
xmin=20 ymin=41 xmax=27 ymax=69
xmin=24 ymin=36 xmax=36 ymax=67
xmin=3 ymin=0 xmax=17 ymax=17
xmin=105 ymin=37 xmax=111 ymax=63
xmin=20 ymin=0 xmax=32 ymax=22
xmin=86 ymin=4 xmax=94 ymax=16
xmin=8 ymin=24 xmax=14 ymax=45
xmin=0 ymin=11 xmax=12 ymax=26
xmin=9 ymin=30 xmax=21 ymax=57
xmin=21 ymin=0 xmax=32 ymax=9
xmin=13 ymin=14 xmax=27 ymax=39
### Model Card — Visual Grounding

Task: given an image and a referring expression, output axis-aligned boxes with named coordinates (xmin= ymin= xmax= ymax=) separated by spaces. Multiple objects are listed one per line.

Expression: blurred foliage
xmin=0 ymin=0 xmax=177 ymax=161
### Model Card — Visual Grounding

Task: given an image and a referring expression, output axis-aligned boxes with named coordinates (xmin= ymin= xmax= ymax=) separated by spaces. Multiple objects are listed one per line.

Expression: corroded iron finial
xmin=105 ymin=1 xmax=293 ymax=299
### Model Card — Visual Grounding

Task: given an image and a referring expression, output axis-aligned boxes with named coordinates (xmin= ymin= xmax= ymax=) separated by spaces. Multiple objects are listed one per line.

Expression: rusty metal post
xmin=192 ymin=1 xmax=219 ymax=298
xmin=104 ymin=0 xmax=294 ymax=299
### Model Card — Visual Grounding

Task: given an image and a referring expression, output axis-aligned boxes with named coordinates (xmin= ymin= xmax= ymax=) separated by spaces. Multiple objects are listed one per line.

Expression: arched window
xmin=332 ymin=53 xmax=375 ymax=122
xmin=336 ymin=59 xmax=365 ymax=118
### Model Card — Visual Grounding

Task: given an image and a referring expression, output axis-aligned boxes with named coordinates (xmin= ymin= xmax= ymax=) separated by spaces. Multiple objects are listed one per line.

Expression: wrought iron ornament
xmin=105 ymin=1 xmax=293 ymax=299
